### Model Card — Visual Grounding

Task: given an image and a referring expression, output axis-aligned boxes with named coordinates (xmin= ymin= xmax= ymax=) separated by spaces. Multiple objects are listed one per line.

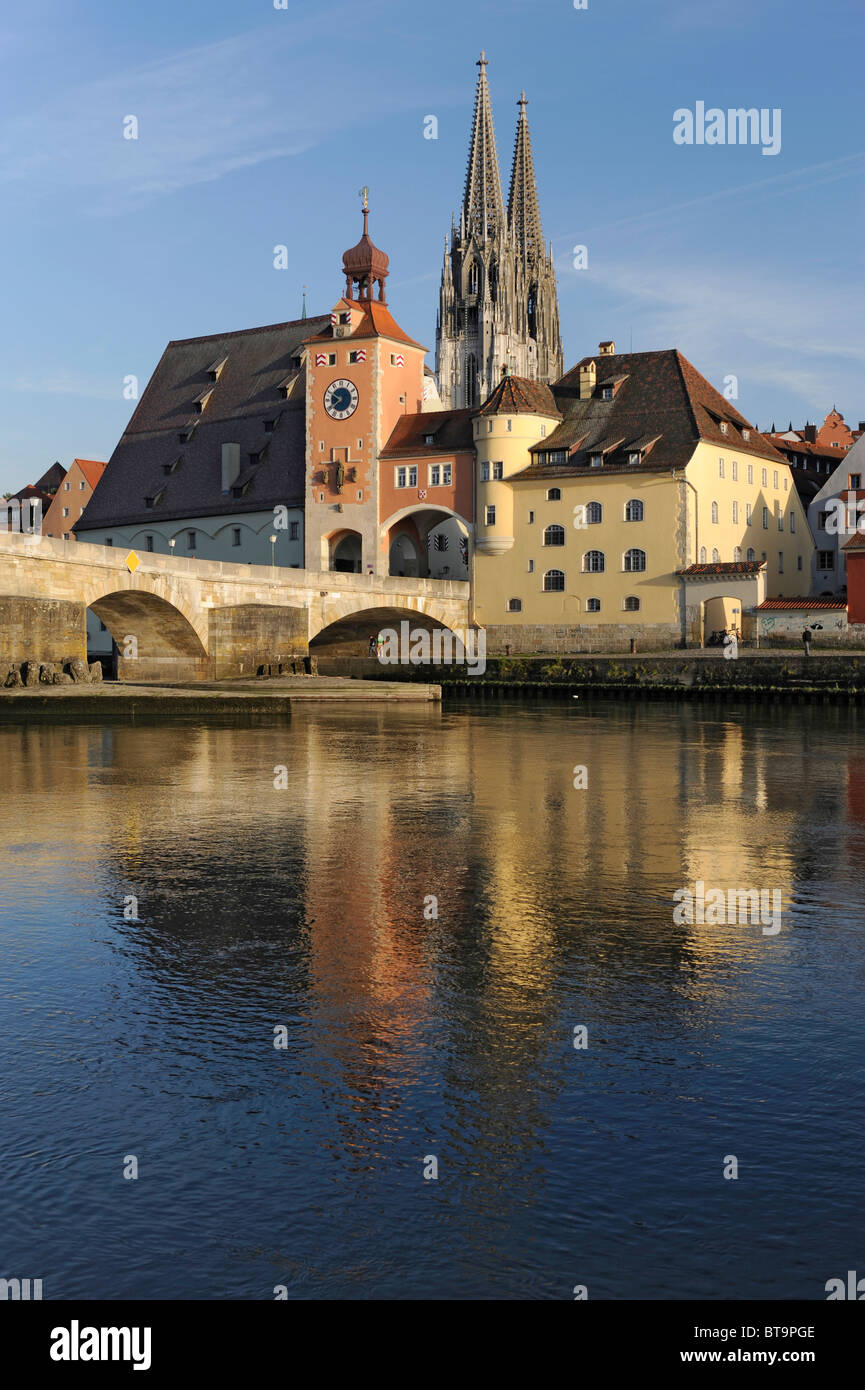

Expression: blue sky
xmin=0 ymin=0 xmax=862 ymax=491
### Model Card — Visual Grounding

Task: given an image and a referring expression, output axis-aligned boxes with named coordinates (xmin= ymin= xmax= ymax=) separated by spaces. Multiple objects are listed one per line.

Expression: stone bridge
xmin=0 ymin=532 xmax=472 ymax=681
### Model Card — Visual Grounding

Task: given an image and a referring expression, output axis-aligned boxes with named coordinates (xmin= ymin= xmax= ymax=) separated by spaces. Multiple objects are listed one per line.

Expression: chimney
xmin=803 ymin=424 xmax=817 ymax=443
xmin=221 ymin=442 xmax=241 ymax=493
xmin=599 ymin=340 xmax=615 ymax=355
xmin=578 ymin=360 xmax=597 ymax=400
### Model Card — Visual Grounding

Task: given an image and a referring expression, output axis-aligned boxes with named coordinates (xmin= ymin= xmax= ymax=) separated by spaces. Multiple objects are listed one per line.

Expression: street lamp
xmin=168 ymin=537 xmax=176 ymax=553
xmin=269 ymin=533 xmax=277 ymax=573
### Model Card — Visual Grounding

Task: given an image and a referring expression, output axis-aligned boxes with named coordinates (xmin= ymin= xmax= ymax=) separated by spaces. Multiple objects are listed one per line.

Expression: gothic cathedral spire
xmin=436 ymin=55 xmax=563 ymax=410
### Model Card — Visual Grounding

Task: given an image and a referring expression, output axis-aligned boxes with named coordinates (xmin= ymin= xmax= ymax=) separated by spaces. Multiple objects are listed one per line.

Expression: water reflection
xmin=1 ymin=701 xmax=863 ymax=1299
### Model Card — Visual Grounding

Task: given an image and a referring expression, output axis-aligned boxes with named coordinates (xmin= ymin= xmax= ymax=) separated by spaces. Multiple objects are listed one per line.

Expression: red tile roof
xmin=477 ymin=374 xmax=560 ymax=418
xmin=74 ymin=458 xmax=107 ymax=489
xmin=679 ymin=561 xmax=765 ymax=577
xmin=756 ymin=598 xmax=846 ymax=610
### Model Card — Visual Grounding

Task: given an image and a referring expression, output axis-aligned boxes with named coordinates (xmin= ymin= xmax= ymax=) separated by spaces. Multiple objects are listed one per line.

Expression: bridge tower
xmin=303 ymin=194 xmax=428 ymax=578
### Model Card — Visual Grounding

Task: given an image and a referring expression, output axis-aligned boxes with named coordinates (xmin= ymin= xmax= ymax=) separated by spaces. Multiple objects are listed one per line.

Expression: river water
xmin=1 ymin=698 xmax=863 ymax=1300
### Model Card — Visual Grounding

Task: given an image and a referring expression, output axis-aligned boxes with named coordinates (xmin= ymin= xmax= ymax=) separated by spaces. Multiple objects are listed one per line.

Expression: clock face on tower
xmin=324 ymin=378 xmax=359 ymax=420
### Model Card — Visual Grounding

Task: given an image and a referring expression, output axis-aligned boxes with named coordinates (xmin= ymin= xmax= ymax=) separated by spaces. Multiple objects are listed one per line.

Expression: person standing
xmin=802 ymin=628 xmax=812 ymax=657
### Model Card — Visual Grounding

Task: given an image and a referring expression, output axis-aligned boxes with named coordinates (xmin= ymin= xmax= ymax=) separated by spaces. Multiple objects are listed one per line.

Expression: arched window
xmin=733 ymin=546 xmax=742 ymax=562
xmin=624 ymin=499 xmax=643 ymax=522
xmin=586 ymin=597 xmax=601 ymax=612
xmin=711 ymin=501 xmax=719 ymax=524
xmin=543 ymin=569 xmax=565 ymax=592
xmin=711 ymin=548 xmax=720 ymax=563
xmin=468 ymin=261 xmax=480 ymax=295
xmin=747 ymin=547 xmax=756 ymax=561
xmin=543 ymin=524 xmax=565 ymax=546
xmin=586 ymin=501 xmax=602 ymax=524
xmin=506 ymin=598 xmax=522 ymax=612
xmin=465 ymin=354 xmax=478 ymax=409
xmin=583 ymin=549 xmax=605 ymax=573
xmin=699 ymin=546 xmax=707 ymax=563
xmin=546 ymin=487 xmax=561 ymax=501
xmin=623 ymin=548 xmax=646 ymax=572
xmin=623 ymin=596 xmax=641 ymax=612
xmin=528 ymin=282 xmax=538 ymax=338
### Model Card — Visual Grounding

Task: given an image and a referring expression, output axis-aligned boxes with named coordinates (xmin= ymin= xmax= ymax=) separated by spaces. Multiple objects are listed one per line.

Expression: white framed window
xmin=506 ymin=420 xmax=512 ymax=431
xmin=719 ymin=458 xmax=725 ymax=477
xmin=746 ymin=502 xmax=752 ymax=524
xmin=699 ymin=546 xmax=707 ymax=563
xmin=628 ymin=451 xmax=641 ymax=465
xmin=430 ymin=464 xmax=441 ymax=487
xmin=543 ymin=569 xmax=565 ymax=591
xmin=623 ymin=547 xmax=646 ymax=572
xmin=747 ymin=464 xmax=754 ymax=484
xmin=733 ymin=546 xmax=742 ymax=562
xmin=586 ymin=597 xmax=601 ymax=612
xmin=586 ymin=501 xmax=602 ymax=524
xmin=711 ymin=501 xmax=719 ymax=523
xmin=64 ymin=481 xmax=70 ymax=491
xmin=540 ymin=425 xmax=547 ymax=436
xmin=712 ymin=548 xmax=720 ymax=562
xmin=732 ymin=500 xmax=739 ymax=524
xmin=544 ymin=524 xmax=565 ymax=546
xmin=492 ymin=461 xmax=503 ymax=480
xmin=547 ymin=487 xmax=561 ymax=501
xmin=773 ymin=470 xmax=779 ymax=488
xmin=62 ymin=506 xmax=69 ymax=517
xmin=601 ymin=385 xmax=613 ymax=401
xmin=590 ymin=453 xmax=602 ymax=468
xmin=506 ymin=598 xmax=522 ymax=612
xmin=732 ymin=461 xmax=738 ymax=481
xmin=623 ymin=595 xmax=640 ymax=611
xmin=720 ymin=422 xmax=729 ymax=435
xmin=583 ymin=549 xmax=605 ymax=573
xmin=762 ymin=506 xmax=769 ymax=529
xmin=395 ymin=466 xmax=417 ymax=488
xmin=762 ymin=467 xmax=768 ymax=486
xmin=481 ymin=462 xmax=490 ymax=482
xmin=747 ymin=547 xmax=755 ymax=561
xmin=624 ymin=499 xmax=643 ymax=521
xmin=485 ymin=504 xmax=496 ymax=525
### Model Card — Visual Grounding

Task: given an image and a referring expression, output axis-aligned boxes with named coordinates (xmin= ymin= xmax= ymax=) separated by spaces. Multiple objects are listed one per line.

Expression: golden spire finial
xmin=358 ymin=185 xmax=369 ymax=211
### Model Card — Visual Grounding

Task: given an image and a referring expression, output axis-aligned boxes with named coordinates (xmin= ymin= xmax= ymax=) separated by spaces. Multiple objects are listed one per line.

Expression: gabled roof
xmin=34 ymin=462 xmax=65 ymax=493
xmin=477 ymin=374 xmax=560 ymax=417
xmin=74 ymin=458 xmax=107 ymax=489
xmin=76 ymin=315 xmax=330 ymax=530
xmin=381 ymin=409 xmax=475 ymax=458
xmin=510 ymin=349 xmax=786 ymax=481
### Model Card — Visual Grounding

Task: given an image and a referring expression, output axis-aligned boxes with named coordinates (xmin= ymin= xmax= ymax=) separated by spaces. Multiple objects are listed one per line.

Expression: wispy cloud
xmin=7 ymin=371 xmax=121 ymax=400
xmin=0 ymin=11 xmax=428 ymax=214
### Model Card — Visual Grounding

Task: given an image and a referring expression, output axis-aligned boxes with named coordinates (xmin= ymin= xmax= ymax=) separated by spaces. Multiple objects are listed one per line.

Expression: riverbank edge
xmin=0 ymin=676 xmax=442 ymax=716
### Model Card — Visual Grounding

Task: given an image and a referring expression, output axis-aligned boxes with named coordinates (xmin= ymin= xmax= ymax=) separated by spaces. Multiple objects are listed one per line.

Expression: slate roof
xmin=76 ymin=316 xmax=331 ymax=530
xmin=34 ymin=462 xmax=65 ymax=493
xmin=510 ymin=349 xmax=786 ymax=480
xmin=380 ymin=409 xmax=475 ymax=458
xmin=476 ymin=374 xmax=560 ymax=418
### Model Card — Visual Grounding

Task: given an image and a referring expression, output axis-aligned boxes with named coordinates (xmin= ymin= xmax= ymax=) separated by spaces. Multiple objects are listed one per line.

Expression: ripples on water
xmin=1 ymin=700 xmax=864 ymax=1299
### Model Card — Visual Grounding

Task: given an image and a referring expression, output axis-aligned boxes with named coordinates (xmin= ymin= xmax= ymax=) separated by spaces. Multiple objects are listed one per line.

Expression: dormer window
xmin=742 ymin=428 xmax=750 ymax=440
xmin=193 ymin=388 xmax=213 ymax=413
xmin=720 ymin=421 xmax=729 ymax=434
xmin=264 ymin=420 xmax=275 ymax=433
xmin=144 ymin=488 xmax=165 ymax=510
xmin=590 ymin=453 xmax=602 ymax=468
xmin=206 ymin=356 xmax=227 ymax=383
xmin=549 ymin=450 xmax=566 ymax=465
xmin=424 ymin=434 xmax=435 ymax=445
xmin=178 ymin=432 xmax=189 ymax=443
xmin=628 ymin=451 xmax=641 ymax=465
xmin=162 ymin=457 xmax=181 ymax=476
xmin=339 ymin=311 xmax=350 ymax=324
xmin=601 ymin=386 xmax=613 ymax=401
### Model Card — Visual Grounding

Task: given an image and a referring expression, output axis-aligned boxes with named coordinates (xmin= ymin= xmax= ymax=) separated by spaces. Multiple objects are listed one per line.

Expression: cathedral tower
xmin=435 ymin=54 xmax=563 ymax=409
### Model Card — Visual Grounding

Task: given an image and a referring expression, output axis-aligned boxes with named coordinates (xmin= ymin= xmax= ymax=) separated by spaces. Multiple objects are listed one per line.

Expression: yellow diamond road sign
xmin=125 ymin=550 xmax=140 ymax=573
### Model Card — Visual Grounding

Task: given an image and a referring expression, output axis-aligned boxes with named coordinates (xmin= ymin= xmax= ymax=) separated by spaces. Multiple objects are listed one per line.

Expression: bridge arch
xmin=84 ymin=577 xmax=210 ymax=679
xmin=309 ymin=603 xmax=464 ymax=655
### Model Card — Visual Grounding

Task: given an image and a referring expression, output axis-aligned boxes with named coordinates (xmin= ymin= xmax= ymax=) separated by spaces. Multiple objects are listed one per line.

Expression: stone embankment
xmin=3 ymin=657 xmax=104 ymax=688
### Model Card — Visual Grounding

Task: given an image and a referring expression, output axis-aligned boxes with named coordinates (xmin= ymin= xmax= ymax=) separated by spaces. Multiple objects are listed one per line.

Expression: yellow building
xmin=473 ymin=345 xmax=814 ymax=650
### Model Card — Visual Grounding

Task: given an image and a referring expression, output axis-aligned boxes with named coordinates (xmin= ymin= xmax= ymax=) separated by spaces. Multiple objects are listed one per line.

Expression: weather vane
xmin=359 ymin=185 xmax=369 ymax=211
